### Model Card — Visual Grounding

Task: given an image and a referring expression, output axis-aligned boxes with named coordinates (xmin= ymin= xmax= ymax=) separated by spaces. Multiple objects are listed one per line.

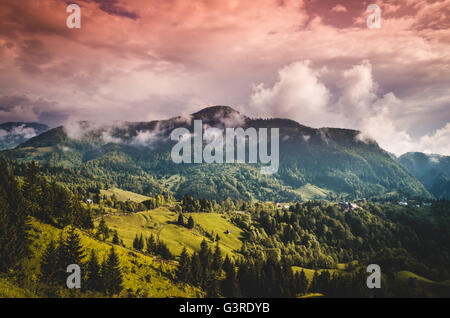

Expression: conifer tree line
xmin=40 ymin=226 xmax=123 ymax=296
xmin=176 ymin=240 xmax=224 ymax=297
xmin=15 ymin=160 xmax=93 ymax=229
xmin=0 ymin=160 xmax=90 ymax=273
xmin=175 ymin=239 xmax=311 ymax=297
xmin=175 ymin=239 xmax=388 ymax=297
xmin=132 ymin=233 xmax=173 ymax=260
xmin=177 ymin=213 xmax=195 ymax=229
xmin=0 ymin=161 xmax=123 ymax=296
xmin=232 ymin=200 xmax=450 ymax=282
xmin=0 ymin=161 xmax=31 ymax=272
xmin=181 ymin=194 xmax=237 ymax=213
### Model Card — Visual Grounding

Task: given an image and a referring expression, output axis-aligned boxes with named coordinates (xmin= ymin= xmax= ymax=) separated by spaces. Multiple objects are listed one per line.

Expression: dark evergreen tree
xmin=190 ymin=252 xmax=202 ymax=286
xmin=112 ymin=231 xmax=120 ymax=245
xmin=98 ymin=218 xmax=110 ymax=240
xmin=146 ymin=234 xmax=156 ymax=254
xmin=299 ymin=269 xmax=308 ymax=294
xmin=309 ymin=270 xmax=319 ymax=293
xmin=177 ymin=247 xmax=191 ymax=282
xmin=138 ymin=234 xmax=144 ymax=251
xmin=133 ymin=234 xmax=139 ymax=250
xmin=221 ymin=255 xmax=240 ymax=297
xmin=63 ymin=226 xmax=85 ymax=266
xmin=85 ymin=250 xmax=102 ymax=292
xmin=187 ymin=216 xmax=195 ymax=229
xmin=212 ymin=244 xmax=223 ymax=273
xmin=102 ymin=247 xmax=123 ymax=296
xmin=39 ymin=240 xmax=59 ymax=285
xmin=157 ymin=241 xmax=173 ymax=260
xmin=177 ymin=213 xmax=184 ymax=226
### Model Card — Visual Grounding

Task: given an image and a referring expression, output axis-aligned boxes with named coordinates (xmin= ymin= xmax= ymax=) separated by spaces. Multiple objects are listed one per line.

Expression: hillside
xmin=1 ymin=218 xmax=201 ymax=298
xmin=0 ymin=106 xmax=431 ymax=201
xmin=398 ymin=152 xmax=450 ymax=199
xmin=100 ymin=188 xmax=152 ymax=203
xmin=1 ymin=159 xmax=449 ymax=298
xmin=98 ymin=206 xmax=243 ymax=257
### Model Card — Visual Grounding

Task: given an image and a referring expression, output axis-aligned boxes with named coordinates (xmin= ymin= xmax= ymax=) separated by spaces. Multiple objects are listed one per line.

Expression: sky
xmin=0 ymin=0 xmax=449 ymax=156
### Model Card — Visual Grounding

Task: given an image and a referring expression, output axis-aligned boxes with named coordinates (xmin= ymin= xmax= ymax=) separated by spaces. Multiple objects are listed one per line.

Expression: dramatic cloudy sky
xmin=0 ymin=0 xmax=449 ymax=155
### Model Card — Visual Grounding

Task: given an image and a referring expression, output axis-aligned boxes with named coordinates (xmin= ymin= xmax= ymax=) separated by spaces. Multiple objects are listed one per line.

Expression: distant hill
xmin=0 ymin=106 xmax=431 ymax=201
xmin=398 ymin=152 xmax=450 ymax=199
xmin=0 ymin=122 xmax=49 ymax=150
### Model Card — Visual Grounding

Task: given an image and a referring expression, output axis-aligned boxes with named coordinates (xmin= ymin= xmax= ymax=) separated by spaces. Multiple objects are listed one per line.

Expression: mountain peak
xmin=191 ymin=105 xmax=241 ymax=118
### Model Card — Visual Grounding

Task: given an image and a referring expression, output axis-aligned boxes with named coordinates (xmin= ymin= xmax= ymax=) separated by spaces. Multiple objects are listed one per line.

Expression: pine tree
xmin=187 ymin=216 xmax=195 ymax=229
xmin=102 ymin=247 xmax=123 ymax=296
xmin=138 ymin=234 xmax=144 ymax=251
xmin=199 ymin=239 xmax=211 ymax=267
xmin=157 ymin=241 xmax=173 ymax=260
xmin=39 ymin=240 xmax=59 ymax=285
xmin=55 ymin=188 xmax=74 ymax=228
xmin=133 ymin=234 xmax=139 ymax=250
xmin=299 ymin=269 xmax=308 ymax=294
xmin=177 ymin=213 xmax=184 ymax=226
xmin=177 ymin=247 xmax=191 ymax=281
xmin=85 ymin=250 xmax=102 ymax=292
xmin=190 ymin=252 xmax=202 ymax=286
xmin=221 ymin=255 xmax=240 ymax=297
xmin=199 ymin=239 xmax=212 ymax=287
xmin=309 ymin=270 xmax=319 ymax=293
xmin=147 ymin=234 xmax=156 ymax=254
xmin=55 ymin=233 xmax=67 ymax=283
xmin=98 ymin=218 xmax=109 ymax=240
xmin=212 ymin=244 xmax=223 ymax=273
xmin=64 ymin=226 xmax=85 ymax=266
xmin=53 ymin=227 xmax=85 ymax=286
xmin=112 ymin=231 xmax=120 ymax=245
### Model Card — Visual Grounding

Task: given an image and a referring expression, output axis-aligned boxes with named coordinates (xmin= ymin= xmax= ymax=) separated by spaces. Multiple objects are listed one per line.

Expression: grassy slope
xmin=293 ymin=183 xmax=331 ymax=200
xmin=292 ymin=265 xmax=348 ymax=284
xmin=394 ymin=271 xmax=450 ymax=297
xmin=100 ymin=188 xmax=151 ymax=203
xmin=15 ymin=218 xmax=202 ymax=298
xmin=291 ymin=266 xmax=449 ymax=297
xmin=99 ymin=207 xmax=243 ymax=258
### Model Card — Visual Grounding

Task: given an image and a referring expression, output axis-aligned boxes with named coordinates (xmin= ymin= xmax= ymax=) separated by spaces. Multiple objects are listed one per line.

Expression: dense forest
xmin=0 ymin=160 xmax=449 ymax=297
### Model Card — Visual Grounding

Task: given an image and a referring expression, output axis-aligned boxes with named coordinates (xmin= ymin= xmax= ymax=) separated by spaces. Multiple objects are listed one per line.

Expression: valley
xmin=0 ymin=107 xmax=449 ymax=298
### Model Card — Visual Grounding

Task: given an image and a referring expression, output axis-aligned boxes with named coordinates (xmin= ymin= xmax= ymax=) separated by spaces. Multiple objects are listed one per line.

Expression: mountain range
xmin=398 ymin=152 xmax=450 ymax=199
xmin=0 ymin=122 xmax=49 ymax=150
xmin=0 ymin=106 xmax=433 ymax=201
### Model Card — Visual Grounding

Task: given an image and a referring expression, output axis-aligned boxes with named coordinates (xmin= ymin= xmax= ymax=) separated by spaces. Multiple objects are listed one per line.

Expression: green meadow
xmin=100 ymin=188 xmax=151 ymax=203
xmin=98 ymin=207 xmax=243 ymax=258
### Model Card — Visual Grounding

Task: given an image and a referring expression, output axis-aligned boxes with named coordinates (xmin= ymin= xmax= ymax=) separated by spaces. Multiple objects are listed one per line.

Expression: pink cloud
xmin=0 ymin=0 xmax=448 ymax=155
xmin=331 ymin=4 xmax=348 ymax=13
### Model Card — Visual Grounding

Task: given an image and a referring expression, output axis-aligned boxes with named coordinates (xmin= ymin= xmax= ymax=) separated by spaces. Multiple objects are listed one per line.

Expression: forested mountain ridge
xmin=398 ymin=152 xmax=450 ymax=199
xmin=0 ymin=106 xmax=431 ymax=201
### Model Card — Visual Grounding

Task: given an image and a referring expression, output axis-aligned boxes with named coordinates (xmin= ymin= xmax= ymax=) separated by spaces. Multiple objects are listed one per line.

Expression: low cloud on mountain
xmin=249 ymin=60 xmax=450 ymax=156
